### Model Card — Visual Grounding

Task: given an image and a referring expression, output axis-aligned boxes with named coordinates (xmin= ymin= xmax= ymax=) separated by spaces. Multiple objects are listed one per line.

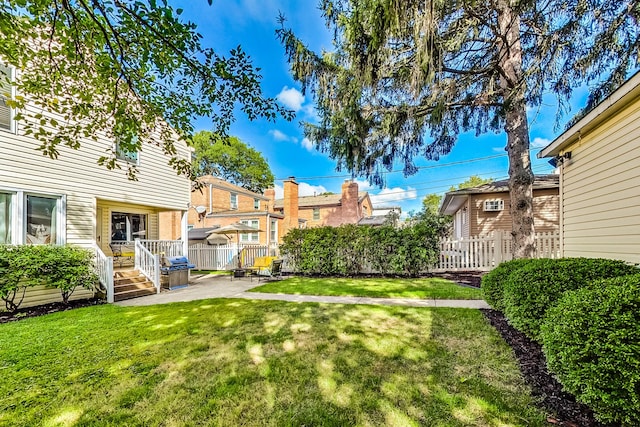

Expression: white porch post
xmin=181 ymin=210 xmax=189 ymax=257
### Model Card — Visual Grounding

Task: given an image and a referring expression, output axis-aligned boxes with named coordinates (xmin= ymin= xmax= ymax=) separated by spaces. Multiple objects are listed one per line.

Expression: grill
xmin=160 ymin=256 xmax=195 ymax=290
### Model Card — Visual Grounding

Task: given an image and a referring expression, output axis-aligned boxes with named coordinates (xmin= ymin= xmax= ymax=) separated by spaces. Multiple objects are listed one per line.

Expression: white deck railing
xmin=93 ymin=243 xmax=114 ymax=303
xmin=188 ymin=243 xmax=276 ymax=270
xmin=139 ymin=240 xmax=183 ymax=258
xmin=135 ymin=240 xmax=161 ymax=293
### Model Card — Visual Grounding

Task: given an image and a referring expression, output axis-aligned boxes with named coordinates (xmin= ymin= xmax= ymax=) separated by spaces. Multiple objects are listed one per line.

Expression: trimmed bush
xmin=502 ymin=258 xmax=637 ymax=340
xmin=541 ymin=274 xmax=640 ymax=426
xmin=39 ymin=246 xmax=98 ymax=304
xmin=481 ymin=258 xmax=532 ymax=311
xmin=280 ymin=212 xmax=446 ymax=276
xmin=0 ymin=245 xmax=97 ymax=311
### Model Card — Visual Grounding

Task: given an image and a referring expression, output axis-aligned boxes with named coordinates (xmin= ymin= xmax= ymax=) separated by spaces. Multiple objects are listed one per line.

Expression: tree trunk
xmin=496 ymin=1 xmax=536 ymax=259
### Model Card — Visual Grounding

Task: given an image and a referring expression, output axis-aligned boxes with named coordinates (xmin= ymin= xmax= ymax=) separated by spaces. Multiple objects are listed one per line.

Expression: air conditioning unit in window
xmin=483 ymin=200 xmax=504 ymax=212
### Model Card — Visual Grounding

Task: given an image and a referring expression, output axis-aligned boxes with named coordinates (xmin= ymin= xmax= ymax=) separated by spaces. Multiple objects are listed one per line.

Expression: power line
xmin=368 ymin=165 xmax=552 ymax=203
xmin=274 ymin=153 xmax=509 ymax=181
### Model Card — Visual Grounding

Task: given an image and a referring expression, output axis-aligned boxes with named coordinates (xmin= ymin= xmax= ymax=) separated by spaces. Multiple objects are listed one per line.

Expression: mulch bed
xmin=482 ymin=309 xmax=610 ymax=427
xmin=0 ymin=298 xmax=105 ymax=324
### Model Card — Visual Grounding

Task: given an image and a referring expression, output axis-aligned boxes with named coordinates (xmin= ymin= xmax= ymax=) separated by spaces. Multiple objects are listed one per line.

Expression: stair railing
xmin=93 ymin=243 xmax=114 ymax=303
xmin=135 ymin=239 xmax=161 ymax=294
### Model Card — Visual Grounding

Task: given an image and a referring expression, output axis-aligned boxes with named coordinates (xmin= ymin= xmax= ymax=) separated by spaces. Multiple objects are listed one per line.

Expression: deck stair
xmin=114 ymin=269 xmax=156 ymax=301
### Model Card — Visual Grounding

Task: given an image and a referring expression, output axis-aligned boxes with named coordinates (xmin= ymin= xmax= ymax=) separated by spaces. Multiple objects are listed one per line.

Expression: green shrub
xmin=0 ymin=245 xmax=47 ymax=311
xmin=502 ymin=258 xmax=637 ymax=340
xmin=541 ymin=274 xmax=640 ymax=426
xmin=39 ymin=246 xmax=98 ymax=304
xmin=481 ymin=258 xmax=532 ymax=311
xmin=0 ymin=245 xmax=97 ymax=310
xmin=280 ymin=213 xmax=444 ymax=276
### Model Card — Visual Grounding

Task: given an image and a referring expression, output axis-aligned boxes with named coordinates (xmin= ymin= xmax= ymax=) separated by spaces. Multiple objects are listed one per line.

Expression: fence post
xmin=494 ymin=231 xmax=503 ymax=265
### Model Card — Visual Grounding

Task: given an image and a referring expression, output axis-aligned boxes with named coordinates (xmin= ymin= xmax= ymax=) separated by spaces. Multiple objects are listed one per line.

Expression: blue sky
xmin=175 ymin=0 xmax=589 ymax=216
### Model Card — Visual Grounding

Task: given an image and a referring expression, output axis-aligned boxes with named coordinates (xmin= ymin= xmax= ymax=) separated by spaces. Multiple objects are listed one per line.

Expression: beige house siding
xmin=468 ymin=189 xmax=559 ymax=237
xmin=0 ymin=91 xmax=191 ymax=309
xmin=558 ymin=95 xmax=640 ymax=263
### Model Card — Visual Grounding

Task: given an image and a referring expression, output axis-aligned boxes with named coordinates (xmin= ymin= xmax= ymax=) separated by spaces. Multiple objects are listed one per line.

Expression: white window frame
xmin=0 ymin=188 xmax=66 ymax=245
xmin=0 ymin=63 xmax=16 ymax=134
xmin=483 ymin=199 xmax=504 ymax=212
xmin=114 ymin=137 xmax=140 ymax=165
xmin=230 ymin=193 xmax=238 ymax=210
xmin=313 ymin=208 xmax=320 ymax=220
xmin=270 ymin=219 xmax=277 ymax=243
xmin=240 ymin=219 xmax=259 ymax=242
xmin=254 ymin=198 xmax=260 ymax=210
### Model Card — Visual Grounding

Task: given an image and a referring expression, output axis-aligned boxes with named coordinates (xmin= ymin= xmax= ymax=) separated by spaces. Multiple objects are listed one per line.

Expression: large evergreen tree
xmin=278 ymin=0 xmax=639 ymax=258
xmin=0 ymin=1 xmax=291 ymax=180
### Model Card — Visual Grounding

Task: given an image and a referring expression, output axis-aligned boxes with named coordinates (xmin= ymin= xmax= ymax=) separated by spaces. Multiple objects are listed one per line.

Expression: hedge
xmin=541 ymin=274 xmax=640 ymax=426
xmin=481 ymin=258 xmax=532 ymax=311
xmin=0 ymin=245 xmax=97 ymax=311
xmin=501 ymin=258 xmax=637 ymax=340
xmin=280 ymin=213 xmax=447 ymax=277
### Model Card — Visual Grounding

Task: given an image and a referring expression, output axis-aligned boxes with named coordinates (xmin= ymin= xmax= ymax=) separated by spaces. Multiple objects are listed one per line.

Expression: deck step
xmin=113 ymin=268 xmax=157 ymax=301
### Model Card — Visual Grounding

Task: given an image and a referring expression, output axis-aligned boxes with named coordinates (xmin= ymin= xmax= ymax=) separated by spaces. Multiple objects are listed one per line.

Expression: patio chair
xmin=109 ymin=242 xmax=135 ymax=267
xmin=255 ymin=259 xmax=283 ymax=281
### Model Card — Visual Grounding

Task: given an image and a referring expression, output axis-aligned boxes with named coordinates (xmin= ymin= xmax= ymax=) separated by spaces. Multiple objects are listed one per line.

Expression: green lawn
xmin=0 ymin=299 xmax=545 ymax=426
xmin=250 ymin=277 xmax=484 ymax=300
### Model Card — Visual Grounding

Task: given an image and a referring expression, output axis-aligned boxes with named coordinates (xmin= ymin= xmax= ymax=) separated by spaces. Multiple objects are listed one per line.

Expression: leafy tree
xmin=422 ymin=193 xmax=442 ymax=215
xmin=277 ymin=1 xmax=639 ymax=258
xmin=0 ymin=1 xmax=291 ymax=180
xmin=191 ymin=131 xmax=274 ymax=193
xmin=450 ymin=175 xmax=493 ymax=191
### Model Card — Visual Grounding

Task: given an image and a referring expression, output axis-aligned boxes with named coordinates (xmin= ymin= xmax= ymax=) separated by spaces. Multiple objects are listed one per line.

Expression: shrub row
xmin=541 ymin=274 xmax=640 ymax=426
xmin=481 ymin=257 xmax=639 ymax=425
xmin=280 ymin=216 xmax=447 ymax=277
xmin=0 ymin=245 xmax=98 ymax=312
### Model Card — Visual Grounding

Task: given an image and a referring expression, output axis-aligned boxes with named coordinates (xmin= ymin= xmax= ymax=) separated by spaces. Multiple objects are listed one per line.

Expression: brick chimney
xmin=264 ymin=188 xmax=275 ymax=212
xmin=341 ymin=180 xmax=359 ymax=224
xmin=283 ymin=177 xmax=299 ymax=232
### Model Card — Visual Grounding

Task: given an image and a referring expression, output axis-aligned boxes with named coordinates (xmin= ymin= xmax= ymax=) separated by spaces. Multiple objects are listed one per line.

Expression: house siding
xmin=559 ymin=95 xmax=640 ymax=264
xmin=0 ymin=94 xmax=191 ymax=308
xmin=469 ymin=189 xmax=559 ymax=237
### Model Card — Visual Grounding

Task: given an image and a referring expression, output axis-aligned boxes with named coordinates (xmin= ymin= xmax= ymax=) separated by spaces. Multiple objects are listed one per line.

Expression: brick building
xmin=270 ymin=178 xmax=374 ymax=233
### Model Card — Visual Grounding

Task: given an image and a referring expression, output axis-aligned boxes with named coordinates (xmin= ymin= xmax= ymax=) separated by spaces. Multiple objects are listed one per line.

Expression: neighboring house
xmin=439 ymin=175 xmax=560 ymax=239
xmin=184 ymin=175 xmax=284 ymax=247
xmin=358 ymin=207 xmax=402 ymax=227
xmin=0 ymin=62 xmax=191 ymax=307
xmin=538 ymin=71 xmax=640 ymax=265
xmin=271 ymin=178 xmax=374 ymax=231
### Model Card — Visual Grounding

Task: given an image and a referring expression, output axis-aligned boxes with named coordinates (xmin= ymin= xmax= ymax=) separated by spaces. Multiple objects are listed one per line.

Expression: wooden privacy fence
xmin=188 ymin=244 xmax=277 ymax=270
xmin=436 ymin=231 xmax=560 ymax=271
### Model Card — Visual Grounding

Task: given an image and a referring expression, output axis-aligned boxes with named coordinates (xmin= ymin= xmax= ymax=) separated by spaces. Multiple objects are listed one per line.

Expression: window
xmin=483 ymin=200 xmax=504 ymax=212
xmin=0 ymin=192 xmax=13 ymax=244
xmin=0 ymin=63 xmax=15 ymax=132
xmin=254 ymin=198 xmax=260 ymax=210
xmin=230 ymin=193 xmax=238 ymax=210
xmin=115 ymin=136 xmax=139 ymax=164
xmin=240 ymin=219 xmax=259 ymax=242
xmin=0 ymin=190 xmax=65 ymax=245
xmin=313 ymin=208 xmax=320 ymax=220
xmin=111 ymin=212 xmax=146 ymax=242
xmin=270 ymin=219 xmax=277 ymax=243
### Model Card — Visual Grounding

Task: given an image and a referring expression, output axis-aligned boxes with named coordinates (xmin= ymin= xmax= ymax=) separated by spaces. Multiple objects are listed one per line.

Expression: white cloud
xmin=353 ymin=179 xmax=373 ymax=190
xmin=531 ymin=137 xmax=551 ymax=149
xmin=369 ymin=187 xmax=418 ymax=206
xmin=273 ymin=182 xmax=328 ymax=199
xmin=301 ymin=137 xmax=314 ymax=151
xmin=492 ymin=146 xmax=505 ymax=153
xmin=276 ymin=86 xmax=305 ymax=111
xmin=269 ymin=129 xmax=298 ymax=143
